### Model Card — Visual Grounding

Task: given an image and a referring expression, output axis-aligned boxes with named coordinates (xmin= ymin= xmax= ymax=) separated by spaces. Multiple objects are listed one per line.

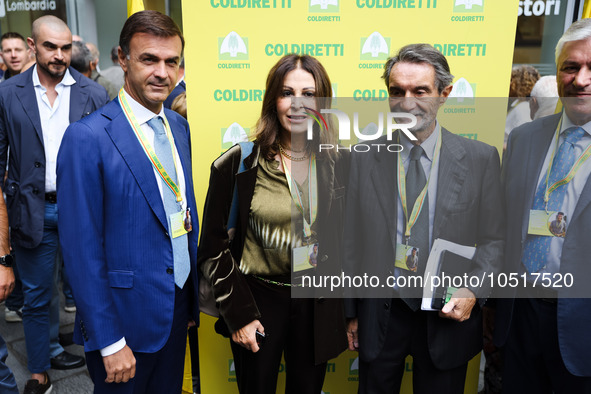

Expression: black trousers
xmin=86 ymin=285 xmax=190 ymax=394
xmin=231 ymin=276 xmax=326 ymax=394
xmin=359 ymin=298 xmax=468 ymax=394
xmin=503 ymin=298 xmax=591 ymax=394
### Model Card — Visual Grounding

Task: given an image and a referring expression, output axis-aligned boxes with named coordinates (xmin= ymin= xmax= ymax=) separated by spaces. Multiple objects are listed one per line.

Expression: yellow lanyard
xmin=542 ymin=115 xmax=591 ymax=211
xmin=118 ymin=89 xmax=183 ymax=204
xmin=397 ymin=128 xmax=441 ymax=242
xmin=280 ymin=154 xmax=318 ymax=239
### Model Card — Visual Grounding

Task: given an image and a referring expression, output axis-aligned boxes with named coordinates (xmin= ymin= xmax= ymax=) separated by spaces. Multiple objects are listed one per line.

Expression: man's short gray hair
xmin=555 ymin=18 xmax=591 ymax=64
xmin=382 ymin=43 xmax=454 ymax=93
xmin=530 ymin=75 xmax=558 ymax=98
xmin=70 ymin=41 xmax=92 ymax=73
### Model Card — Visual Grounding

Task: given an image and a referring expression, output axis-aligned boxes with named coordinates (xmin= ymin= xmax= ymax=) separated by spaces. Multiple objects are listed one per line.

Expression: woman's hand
xmin=232 ymin=320 xmax=265 ymax=353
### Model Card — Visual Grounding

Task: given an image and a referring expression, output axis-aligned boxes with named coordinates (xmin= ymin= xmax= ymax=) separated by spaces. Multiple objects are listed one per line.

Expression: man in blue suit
xmin=0 ymin=15 xmax=109 ymax=393
xmin=57 ymin=11 xmax=199 ymax=393
xmin=496 ymin=18 xmax=591 ymax=392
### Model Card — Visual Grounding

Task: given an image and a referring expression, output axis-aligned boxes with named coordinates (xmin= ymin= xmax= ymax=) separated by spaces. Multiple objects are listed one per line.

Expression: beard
xmin=37 ymin=60 xmax=67 ymax=80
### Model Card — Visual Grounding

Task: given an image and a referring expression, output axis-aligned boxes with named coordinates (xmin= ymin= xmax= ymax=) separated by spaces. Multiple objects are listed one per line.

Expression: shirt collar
xmin=32 ymin=65 xmax=75 ymax=88
xmin=561 ymin=112 xmax=591 ymax=137
xmin=122 ymin=88 xmax=165 ymax=125
xmin=400 ymin=121 xmax=440 ymax=162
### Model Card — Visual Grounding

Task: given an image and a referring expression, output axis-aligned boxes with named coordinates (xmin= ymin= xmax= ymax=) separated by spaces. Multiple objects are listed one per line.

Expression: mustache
xmin=49 ymin=61 xmax=67 ymax=66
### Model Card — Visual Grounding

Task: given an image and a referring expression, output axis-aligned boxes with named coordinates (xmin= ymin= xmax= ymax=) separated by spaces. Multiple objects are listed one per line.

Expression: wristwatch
xmin=0 ymin=254 xmax=13 ymax=268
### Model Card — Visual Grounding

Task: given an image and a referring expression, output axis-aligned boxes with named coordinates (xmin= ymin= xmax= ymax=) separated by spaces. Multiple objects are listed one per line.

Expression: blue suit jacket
xmin=496 ymin=113 xmax=591 ymax=377
xmin=0 ymin=66 xmax=110 ymax=248
xmin=56 ymin=98 xmax=199 ymax=353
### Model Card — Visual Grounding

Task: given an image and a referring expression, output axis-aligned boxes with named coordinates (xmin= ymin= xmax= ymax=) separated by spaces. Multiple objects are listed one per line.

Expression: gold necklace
xmin=286 ymin=143 xmax=308 ymax=153
xmin=279 ymin=144 xmax=308 ymax=161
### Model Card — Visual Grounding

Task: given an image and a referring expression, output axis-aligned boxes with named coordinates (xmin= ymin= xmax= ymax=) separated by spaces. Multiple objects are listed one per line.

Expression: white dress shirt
xmin=32 ymin=65 xmax=75 ymax=193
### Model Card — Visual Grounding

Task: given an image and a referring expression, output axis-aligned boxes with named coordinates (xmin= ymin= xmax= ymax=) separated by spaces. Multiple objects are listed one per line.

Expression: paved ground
xmin=0 ymin=300 xmax=93 ymax=393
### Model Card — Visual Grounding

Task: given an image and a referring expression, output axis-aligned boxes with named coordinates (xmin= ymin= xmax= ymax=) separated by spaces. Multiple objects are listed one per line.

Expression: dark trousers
xmin=503 ymin=298 xmax=591 ymax=394
xmin=4 ymin=257 xmax=23 ymax=311
xmin=86 ymin=285 xmax=189 ymax=394
xmin=230 ymin=276 xmax=326 ymax=394
xmin=359 ymin=298 xmax=467 ymax=394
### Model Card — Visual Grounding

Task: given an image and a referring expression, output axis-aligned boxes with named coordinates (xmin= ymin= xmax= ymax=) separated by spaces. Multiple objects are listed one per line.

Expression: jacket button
xmin=166 ymin=268 xmax=173 ymax=274
xmin=384 ymin=302 xmax=390 ymax=309
xmin=34 ymin=162 xmax=41 ymax=168
xmin=32 ymin=188 xmax=39 ymax=195
xmin=317 ymin=297 xmax=325 ymax=304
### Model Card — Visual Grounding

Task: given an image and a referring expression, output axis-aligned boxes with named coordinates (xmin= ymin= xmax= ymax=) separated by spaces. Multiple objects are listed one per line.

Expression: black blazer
xmin=198 ymin=143 xmax=349 ymax=364
xmin=0 ymin=66 xmax=110 ymax=248
xmin=344 ymin=130 xmax=505 ymax=370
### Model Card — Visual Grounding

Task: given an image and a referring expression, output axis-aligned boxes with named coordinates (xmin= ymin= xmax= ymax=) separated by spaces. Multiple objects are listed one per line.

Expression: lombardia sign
xmin=183 ymin=1 xmax=518 ymax=392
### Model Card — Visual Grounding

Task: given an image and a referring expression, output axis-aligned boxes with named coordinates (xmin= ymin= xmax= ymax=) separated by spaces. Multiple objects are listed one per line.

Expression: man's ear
xmin=26 ymin=37 xmax=35 ymax=54
xmin=117 ymin=46 xmax=127 ymax=73
xmin=441 ymin=84 xmax=453 ymax=98
xmin=439 ymin=84 xmax=453 ymax=105
xmin=529 ymin=97 xmax=539 ymax=120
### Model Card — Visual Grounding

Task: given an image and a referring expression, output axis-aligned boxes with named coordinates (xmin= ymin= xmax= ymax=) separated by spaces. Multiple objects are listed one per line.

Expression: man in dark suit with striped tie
xmin=344 ymin=43 xmax=505 ymax=394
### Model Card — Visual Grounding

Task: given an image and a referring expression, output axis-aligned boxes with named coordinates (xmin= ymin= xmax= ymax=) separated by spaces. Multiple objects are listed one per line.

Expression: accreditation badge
xmin=169 ymin=211 xmax=189 ymax=238
xmin=292 ymin=243 xmax=319 ymax=273
xmin=395 ymin=243 xmax=419 ymax=272
xmin=528 ymin=209 xmax=567 ymax=237
xmin=184 ymin=207 xmax=193 ymax=232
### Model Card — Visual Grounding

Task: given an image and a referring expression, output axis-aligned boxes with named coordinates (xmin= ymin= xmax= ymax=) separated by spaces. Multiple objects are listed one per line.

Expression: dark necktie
xmin=148 ymin=116 xmax=190 ymax=288
xmin=402 ymin=145 xmax=430 ymax=310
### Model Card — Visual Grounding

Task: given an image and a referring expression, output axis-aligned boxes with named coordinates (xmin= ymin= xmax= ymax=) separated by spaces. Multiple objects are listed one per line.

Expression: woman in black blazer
xmin=198 ymin=54 xmax=348 ymax=393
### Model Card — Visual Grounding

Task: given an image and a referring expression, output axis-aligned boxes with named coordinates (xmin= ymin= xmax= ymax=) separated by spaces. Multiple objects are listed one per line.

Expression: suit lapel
xmin=433 ymin=129 xmax=467 ymax=236
xmin=103 ymin=100 xmax=169 ymax=230
xmin=520 ymin=115 xmax=559 ymax=239
xmin=571 ymin=179 xmax=591 ymax=225
xmin=15 ymin=68 xmax=43 ymax=145
xmin=167 ymin=113 xmax=191 ymax=184
xmin=370 ymin=147 xmax=398 ymax=252
xmin=69 ymin=72 xmax=90 ymax=123
xmin=167 ymin=113 xmax=197 ymax=212
xmin=316 ymin=155 xmax=335 ymax=227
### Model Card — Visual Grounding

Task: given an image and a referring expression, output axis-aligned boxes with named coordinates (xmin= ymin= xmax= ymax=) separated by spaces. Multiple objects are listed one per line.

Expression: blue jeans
xmin=0 ymin=335 xmax=18 ymax=393
xmin=4 ymin=256 xmax=23 ymax=311
xmin=13 ymin=202 xmax=64 ymax=373
xmin=57 ymin=249 xmax=75 ymax=304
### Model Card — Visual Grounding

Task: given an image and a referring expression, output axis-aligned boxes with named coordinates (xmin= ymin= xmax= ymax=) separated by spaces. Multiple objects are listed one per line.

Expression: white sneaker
xmin=4 ymin=307 xmax=22 ymax=323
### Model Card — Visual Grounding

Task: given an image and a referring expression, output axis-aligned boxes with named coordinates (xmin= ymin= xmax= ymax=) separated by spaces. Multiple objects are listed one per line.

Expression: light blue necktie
xmin=147 ymin=116 xmax=190 ymax=288
xmin=522 ymin=126 xmax=585 ymax=273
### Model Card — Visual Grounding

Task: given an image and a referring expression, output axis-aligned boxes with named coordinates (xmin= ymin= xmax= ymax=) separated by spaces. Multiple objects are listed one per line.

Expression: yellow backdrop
xmin=181 ymin=1 xmax=518 ymax=392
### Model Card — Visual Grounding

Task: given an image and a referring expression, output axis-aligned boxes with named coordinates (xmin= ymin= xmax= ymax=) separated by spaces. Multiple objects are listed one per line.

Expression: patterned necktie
xmin=403 ymin=145 xmax=429 ymax=310
xmin=406 ymin=145 xmax=430 ymax=274
xmin=522 ymin=126 xmax=585 ymax=273
xmin=147 ymin=116 xmax=190 ymax=288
